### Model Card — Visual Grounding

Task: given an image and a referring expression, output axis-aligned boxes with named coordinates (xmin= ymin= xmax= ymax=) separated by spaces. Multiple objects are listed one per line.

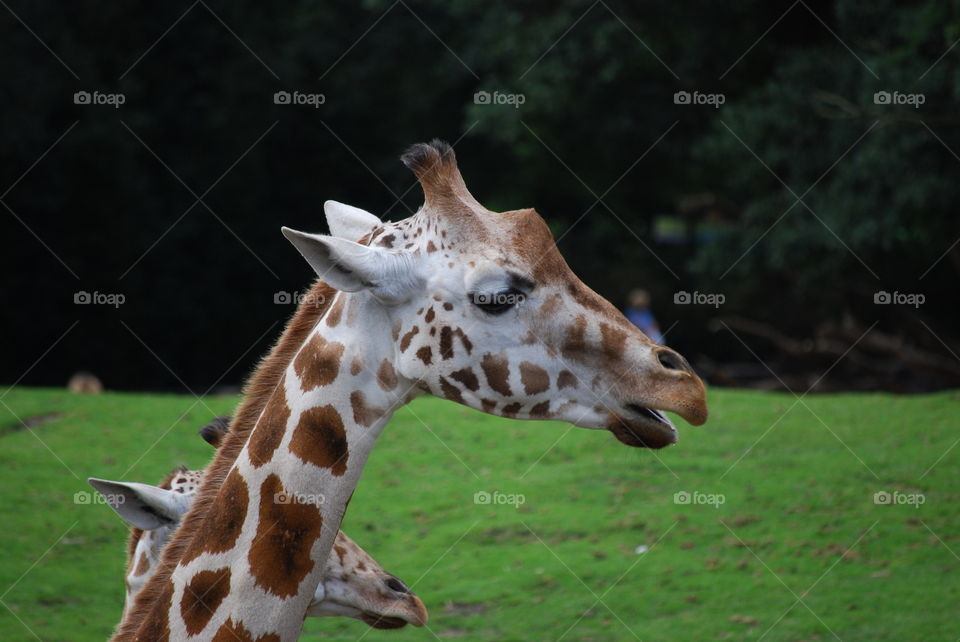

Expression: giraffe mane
xmin=113 ymin=278 xmax=338 ymax=640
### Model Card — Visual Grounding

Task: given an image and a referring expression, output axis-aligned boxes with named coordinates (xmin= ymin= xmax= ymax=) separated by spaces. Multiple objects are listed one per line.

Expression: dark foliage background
xmin=2 ymin=0 xmax=958 ymax=392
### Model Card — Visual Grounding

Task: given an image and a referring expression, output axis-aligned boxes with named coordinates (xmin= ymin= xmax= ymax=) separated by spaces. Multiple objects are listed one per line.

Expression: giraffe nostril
xmin=656 ymin=348 xmax=687 ymax=373
xmin=384 ymin=576 xmax=409 ymax=594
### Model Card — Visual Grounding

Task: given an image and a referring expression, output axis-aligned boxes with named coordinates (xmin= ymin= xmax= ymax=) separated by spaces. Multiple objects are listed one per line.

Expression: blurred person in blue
xmin=624 ymin=289 xmax=663 ymax=344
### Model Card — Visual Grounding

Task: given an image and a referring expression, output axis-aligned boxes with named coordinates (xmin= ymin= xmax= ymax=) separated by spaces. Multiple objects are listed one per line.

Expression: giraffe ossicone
xmin=117 ymin=140 xmax=708 ymax=642
xmin=89 ymin=417 xmax=427 ymax=631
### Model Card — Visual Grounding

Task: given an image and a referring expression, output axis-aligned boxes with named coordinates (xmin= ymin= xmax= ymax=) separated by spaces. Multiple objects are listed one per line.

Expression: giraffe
xmin=116 ymin=140 xmax=708 ymax=641
xmin=89 ymin=418 xmax=427 ymax=630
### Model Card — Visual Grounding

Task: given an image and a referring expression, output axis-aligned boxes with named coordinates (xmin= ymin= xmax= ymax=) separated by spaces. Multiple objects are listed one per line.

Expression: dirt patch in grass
xmin=1 ymin=412 xmax=62 ymax=436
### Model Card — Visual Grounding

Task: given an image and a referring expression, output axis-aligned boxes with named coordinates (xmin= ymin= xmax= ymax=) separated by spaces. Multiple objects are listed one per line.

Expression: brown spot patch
xmin=289 ymin=405 xmax=349 ymax=476
xmin=439 ymin=376 xmax=464 ymax=403
xmin=562 ymin=315 xmax=588 ymax=358
xmin=502 ymin=402 xmax=522 ymax=417
xmin=481 ymin=399 xmax=497 ymax=413
xmin=249 ymin=475 xmax=323 ymax=599
xmin=519 ymin=362 xmax=550 ymax=395
xmin=400 ymin=326 xmax=419 ymax=352
xmin=450 ymin=367 xmax=479 ymax=391
xmin=247 ymin=383 xmax=290 ymax=467
xmin=424 ymin=307 xmax=435 ymax=323
xmin=293 ymin=334 xmax=345 ymax=390
xmin=325 ymin=295 xmax=345 ymax=327
xmin=350 ymin=390 xmax=381 ymax=427
xmin=379 ymin=234 xmax=395 ymax=248
xmin=350 ymin=355 xmax=364 ymax=376
xmin=134 ymin=552 xmax=150 ymax=576
xmin=540 ymin=293 xmax=562 ymax=317
xmin=427 ymin=240 xmax=438 ymax=253
xmin=530 ymin=401 xmax=551 ymax=417
xmin=439 ymin=326 xmax=455 ymax=360
xmin=377 ymin=360 xmax=398 ymax=391
xmin=600 ymin=322 xmax=627 ymax=361
xmin=416 ymin=346 xmax=433 ymax=365
xmin=481 ymin=353 xmax=512 ymax=396
xmin=392 ymin=321 xmax=401 ymax=341
xmin=180 ymin=567 xmax=231 ymax=636
xmin=456 ymin=328 xmax=473 ymax=355
xmin=443 ymin=302 xmax=453 ymax=311
xmin=181 ymin=468 xmax=249 ymax=565
xmin=557 ymin=370 xmax=578 ymax=389
xmin=212 ymin=618 xmax=281 ymax=642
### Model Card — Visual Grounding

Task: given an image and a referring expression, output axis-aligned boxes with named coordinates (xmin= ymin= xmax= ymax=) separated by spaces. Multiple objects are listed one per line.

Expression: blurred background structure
xmin=2 ymin=0 xmax=958 ymax=393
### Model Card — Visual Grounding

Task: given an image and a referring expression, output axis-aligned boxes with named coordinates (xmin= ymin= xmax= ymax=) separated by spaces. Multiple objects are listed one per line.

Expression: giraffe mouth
xmin=361 ymin=613 xmax=410 ymax=629
xmin=608 ymin=405 xmax=677 ymax=449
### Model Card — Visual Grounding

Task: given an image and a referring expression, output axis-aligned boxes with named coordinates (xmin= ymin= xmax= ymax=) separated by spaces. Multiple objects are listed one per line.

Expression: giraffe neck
xmin=131 ymin=291 xmax=415 ymax=641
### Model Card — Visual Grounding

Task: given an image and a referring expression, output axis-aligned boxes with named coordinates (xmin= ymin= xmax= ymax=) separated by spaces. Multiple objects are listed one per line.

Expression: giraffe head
xmin=89 ymin=467 xmax=201 ymax=614
xmin=307 ymin=532 xmax=427 ymax=629
xmin=89 ymin=419 xmax=427 ymax=629
xmin=282 ymin=140 xmax=708 ymax=448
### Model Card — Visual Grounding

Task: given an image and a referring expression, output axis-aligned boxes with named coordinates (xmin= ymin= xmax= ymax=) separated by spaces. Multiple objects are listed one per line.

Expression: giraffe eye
xmin=470 ymin=288 xmax=526 ymax=315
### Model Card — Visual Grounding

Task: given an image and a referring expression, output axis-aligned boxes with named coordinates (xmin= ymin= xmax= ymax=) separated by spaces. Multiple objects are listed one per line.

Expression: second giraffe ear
xmin=281 ymin=228 xmax=421 ymax=301
xmin=87 ymin=478 xmax=191 ymax=530
xmin=324 ymin=200 xmax=381 ymax=241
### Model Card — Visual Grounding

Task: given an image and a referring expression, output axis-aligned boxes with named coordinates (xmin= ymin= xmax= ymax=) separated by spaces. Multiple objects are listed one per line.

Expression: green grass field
xmin=0 ymin=387 xmax=957 ymax=641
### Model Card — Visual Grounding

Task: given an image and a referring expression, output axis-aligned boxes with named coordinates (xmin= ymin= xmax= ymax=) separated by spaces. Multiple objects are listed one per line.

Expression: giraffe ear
xmin=87 ymin=478 xmax=191 ymax=530
xmin=324 ymin=200 xmax=381 ymax=241
xmin=281 ymin=227 xmax=420 ymax=300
